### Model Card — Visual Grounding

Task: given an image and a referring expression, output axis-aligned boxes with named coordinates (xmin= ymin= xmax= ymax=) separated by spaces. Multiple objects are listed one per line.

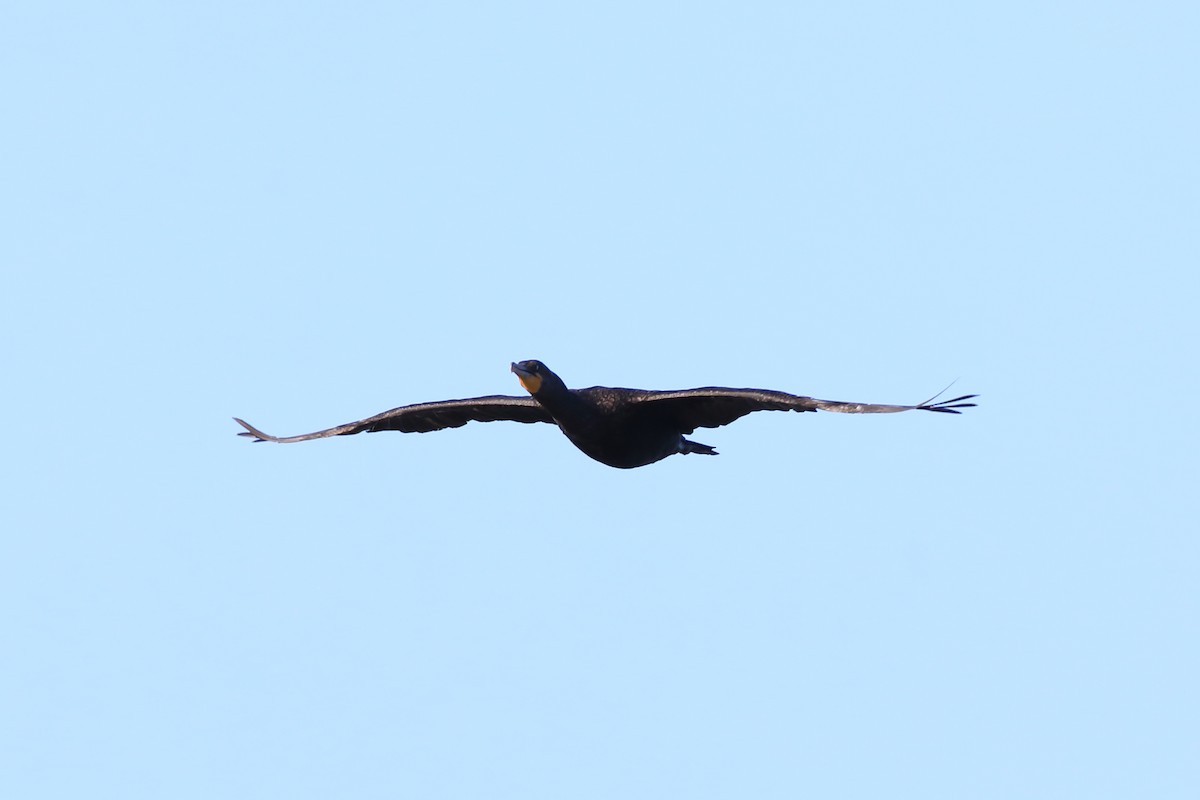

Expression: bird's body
xmin=235 ymin=360 xmax=976 ymax=469
xmin=526 ymin=385 xmax=713 ymax=469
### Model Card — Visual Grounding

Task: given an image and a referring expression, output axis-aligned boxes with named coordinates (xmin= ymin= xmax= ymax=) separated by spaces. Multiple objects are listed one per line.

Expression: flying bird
xmin=235 ymin=360 xmax=976 ymax=469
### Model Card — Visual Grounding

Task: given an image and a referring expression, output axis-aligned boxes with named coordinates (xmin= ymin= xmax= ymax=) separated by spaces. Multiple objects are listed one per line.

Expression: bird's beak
xmin=511 ymin=362 xmax=541 ymax=395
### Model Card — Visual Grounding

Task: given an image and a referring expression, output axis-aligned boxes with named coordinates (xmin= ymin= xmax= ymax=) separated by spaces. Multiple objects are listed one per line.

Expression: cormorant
xmin=235 ymin=360 xmax=976 ymax=469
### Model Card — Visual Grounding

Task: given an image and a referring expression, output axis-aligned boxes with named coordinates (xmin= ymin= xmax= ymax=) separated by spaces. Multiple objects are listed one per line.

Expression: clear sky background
xmin=2 ymin=2 xmax=1197 ymax=798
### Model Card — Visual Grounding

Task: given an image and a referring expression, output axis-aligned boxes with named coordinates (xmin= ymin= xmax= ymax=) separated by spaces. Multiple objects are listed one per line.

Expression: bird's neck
xmin=532 ymin=388 xmax=590 ymax=427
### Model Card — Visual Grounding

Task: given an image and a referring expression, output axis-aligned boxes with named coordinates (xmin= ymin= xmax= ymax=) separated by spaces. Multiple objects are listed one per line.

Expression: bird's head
xmin=511 ymin=360 xmax=559 ymax=396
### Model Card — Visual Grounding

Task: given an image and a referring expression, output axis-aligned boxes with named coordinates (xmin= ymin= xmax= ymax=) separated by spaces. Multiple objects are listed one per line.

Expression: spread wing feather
xmin=234 ymin=395 xmax=553 ymax=443
xmin=633 ymin=388 xmax=977 ymax=434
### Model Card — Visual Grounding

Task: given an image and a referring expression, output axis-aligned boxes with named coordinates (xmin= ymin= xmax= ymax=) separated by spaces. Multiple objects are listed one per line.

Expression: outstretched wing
xmin=633 ymin=387 xmax=977 ymax=434
xmin=235 ymin=395 xmax=554 ymax=443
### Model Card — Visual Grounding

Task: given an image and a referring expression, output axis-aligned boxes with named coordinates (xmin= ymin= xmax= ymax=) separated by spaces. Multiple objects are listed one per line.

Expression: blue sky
xmin=2 ymin=2 xmax=1197 ymax=798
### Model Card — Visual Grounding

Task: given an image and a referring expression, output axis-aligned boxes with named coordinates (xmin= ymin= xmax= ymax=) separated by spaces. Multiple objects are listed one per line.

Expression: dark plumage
xmin=235 ymin=360 xmax=976 ymax=469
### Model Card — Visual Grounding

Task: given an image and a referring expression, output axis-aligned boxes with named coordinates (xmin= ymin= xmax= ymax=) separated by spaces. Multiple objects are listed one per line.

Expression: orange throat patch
xmin=517 ymin=373 xmax=542 ymax=394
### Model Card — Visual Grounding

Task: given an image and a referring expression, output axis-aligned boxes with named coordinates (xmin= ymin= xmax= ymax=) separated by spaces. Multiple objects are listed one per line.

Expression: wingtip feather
xmin=233 ymin=417 xmax=272 ymax=442
xmin=918 ymin=393 xmax=979 ymax=413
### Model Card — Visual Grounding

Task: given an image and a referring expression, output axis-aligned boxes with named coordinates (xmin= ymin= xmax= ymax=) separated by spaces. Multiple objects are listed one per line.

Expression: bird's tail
xmin=680 ymin=438 xmax=719 ymax=456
